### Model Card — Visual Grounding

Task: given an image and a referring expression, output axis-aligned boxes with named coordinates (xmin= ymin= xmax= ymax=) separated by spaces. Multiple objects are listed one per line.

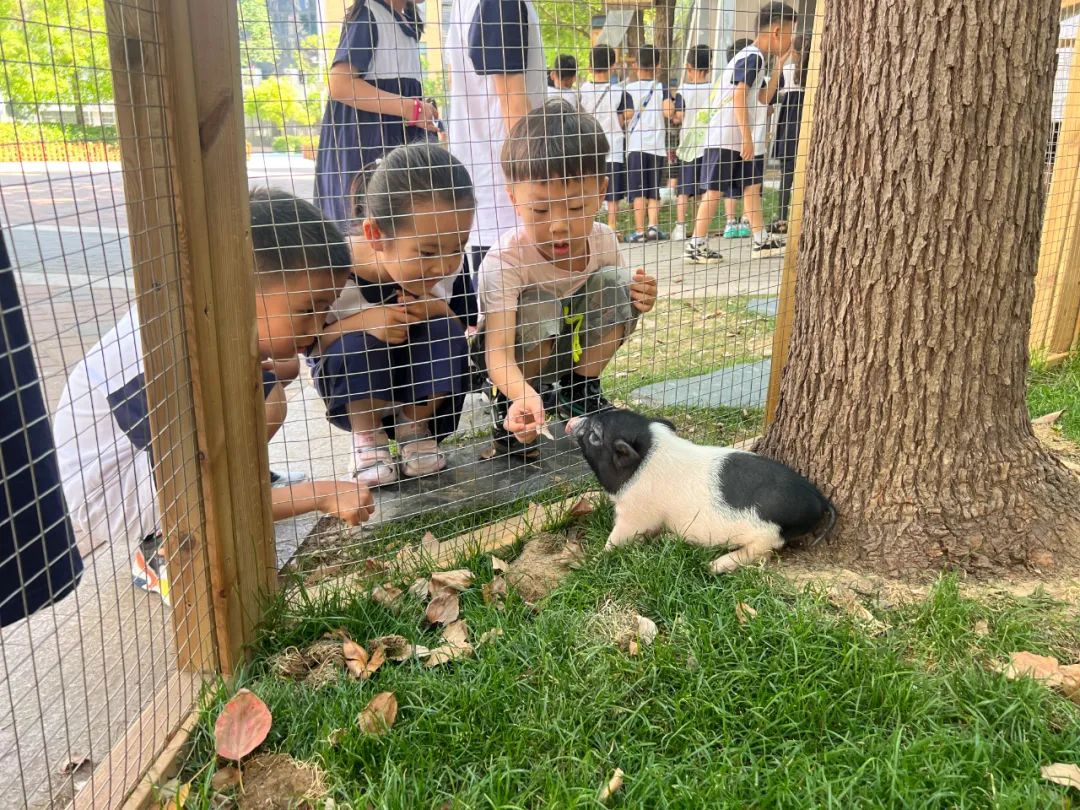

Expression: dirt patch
xmin=585 ymin=598 xmax=641 ymax=648
xmin=267 ymin=639 xmax=344 ymax=688
xmin=1035 ymin=423 xmax=1080 ymax=472
xmin=238 ymin=753 xmax=326 ymax=809
xmin=505 ymin=532 xmax=585 ymax=603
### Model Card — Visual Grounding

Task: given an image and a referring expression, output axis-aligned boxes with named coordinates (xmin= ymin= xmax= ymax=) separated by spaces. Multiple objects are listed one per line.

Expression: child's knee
xmin=581 ymin=267 xmax=638 ymax=338
xmin=264 ymin=383 xmax=288 ymax=432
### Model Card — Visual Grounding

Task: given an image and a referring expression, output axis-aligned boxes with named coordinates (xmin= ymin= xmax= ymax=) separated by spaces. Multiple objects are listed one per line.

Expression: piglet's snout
xmin=565 ymin=416 xmax=585 ymax=437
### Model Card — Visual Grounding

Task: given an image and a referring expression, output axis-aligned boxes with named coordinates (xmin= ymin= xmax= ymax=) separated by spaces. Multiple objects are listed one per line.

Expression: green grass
xmin=183 ymin=503 xmax=1080 ymax=808
xmin=1027 ymin=352 xmax=1080 ymax=443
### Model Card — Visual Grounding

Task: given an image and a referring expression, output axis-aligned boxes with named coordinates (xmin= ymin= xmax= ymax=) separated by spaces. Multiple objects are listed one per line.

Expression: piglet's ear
xmin=611 ymin=438 xmax=640 ymax=469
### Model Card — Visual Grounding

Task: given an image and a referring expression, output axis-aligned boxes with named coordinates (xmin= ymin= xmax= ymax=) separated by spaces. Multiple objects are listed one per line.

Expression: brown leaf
xmin=491 ymin=555 xmax=509 ymax=573
xmin=408 ymin=578 xmax=430 ymax=601
xmin=210 ymin=766 xmax=240 ymax=791
xmin=343 ymin=640 xmax=384 ymax=679
xmin=598 ymin=768 xmax=625 ymax=803
xmin=442 ymin=619 xmax=470 ymax=646
xmin=369 ymin=634 xmax=413 ymax=662
xmin=421 ymin=531 xmax=441 ymax=556
xmin=636 ymin=615 xmax=658 ymax=646
xmin=735 ymin=602 xmax=758 ymax=625
xmin=356 ymin=692 xmax=398 ymax=735
xmin=214 ymin=689 xmax=272 ymax=761
xmin=1002 ymin=651 xmax=1061 ymax=683
xmin=483 ymin=576 xmax=508 ymax=605
xmin=424 ymin=641 xmax=475 ymax=667
xmin=1042 ymin=762 xmax=1080 ymax=789
xmin=627 ymin=639 xmax=640 ymax=657
xmin=478 ymin=628 xmax=504 ymax=646
xmin=370 ymin=584 xmax=404 ymax=610
xmin=1033 ymin=410 xmax=1065 ymax=426
xmin=425 ymin=592 xmax=461 ymax=626
xmin=569 ymin=497 xmax=595 ymax=518
xmin=429 ymin=569 xmax=474 ymax=598
xmin=973 ymin=619 xmax=990 ymax=637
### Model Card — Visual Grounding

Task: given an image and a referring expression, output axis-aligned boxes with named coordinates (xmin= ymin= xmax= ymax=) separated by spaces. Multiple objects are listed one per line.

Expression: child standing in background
xmin=310 ymin=144 xmax=475 ymax=487
xmin=670 ymin=44 xmax=714 ymax=242
xmin=623 ymin=45 xmax=674 ymax=243
xmin=721 ymin=38 xmax=753 ymax=241
xmin=689 ymin=5 xmax=795 ymax=263
xmin=578 ymin=45 xmax=634 ymax=236
xmin=771 ymin=35 xmax=809 ymax=234
xmin=548 ymin=54 xmax=580 ymax=106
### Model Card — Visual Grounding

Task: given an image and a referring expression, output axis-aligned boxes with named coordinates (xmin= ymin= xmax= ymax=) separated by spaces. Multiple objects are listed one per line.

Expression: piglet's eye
xmin=587 ymin=430 xmax=601 ymax=446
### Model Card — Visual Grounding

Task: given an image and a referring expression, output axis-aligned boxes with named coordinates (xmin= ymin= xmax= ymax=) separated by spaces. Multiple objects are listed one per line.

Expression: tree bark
xmin=756 ymin=0 xmax=1080 ymax=579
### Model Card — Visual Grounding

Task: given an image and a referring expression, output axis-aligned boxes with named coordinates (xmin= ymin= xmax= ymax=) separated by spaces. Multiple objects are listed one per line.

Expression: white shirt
xmin=675 ymin=81 xmax=712 ymax=160
xmin=624 ymin=79 xmax=667 ymax=156
xmin=444 ymin=0 xmax=547 ymax=249
xmin=547 ymin=86 xmax=580 ymax=107
xmin=53 ymin=308 xmax=158 ymax=557
xmin=578 ymin=80 xmax=631 ymax=163
xmin=705 ymin=44 xmax=769 ymax=155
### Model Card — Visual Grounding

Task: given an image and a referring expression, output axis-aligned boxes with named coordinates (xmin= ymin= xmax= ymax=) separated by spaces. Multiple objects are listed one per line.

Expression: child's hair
xmin=349 ymin=143 xmax=474 ymax=236
xmin=756 ymin=1 xmax=797 ymax=31
xmin=552 ymin=54 xmax=577 ymax=79
xmin=249 ymin=188 xmax=352 ymax=277
xmin=500 ymin=101 xmax=609 ymax=183
xmin=591 ymin=44 xmax=616 ymax=71
xmin=638 ymin=45 xmax=659 ymax=71
xmin=686 ymin=44 xmax=712 ymax=71
xmin=727 ymin=38 xmax=753 ymax=63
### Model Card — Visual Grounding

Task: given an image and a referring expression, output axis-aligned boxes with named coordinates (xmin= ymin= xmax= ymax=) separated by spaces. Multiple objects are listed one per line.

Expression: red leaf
xmin=214 ymin=689 xmax=272 ymax=761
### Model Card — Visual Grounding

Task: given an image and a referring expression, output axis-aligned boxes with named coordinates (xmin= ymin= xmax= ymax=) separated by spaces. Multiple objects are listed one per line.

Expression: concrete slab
xmin=629 ymin=358 xmax=773 ymax=410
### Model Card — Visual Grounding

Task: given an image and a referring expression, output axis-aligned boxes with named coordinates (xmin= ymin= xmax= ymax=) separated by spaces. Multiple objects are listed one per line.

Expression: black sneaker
xmin=645 ymin=225 xmax=668 ymax=241
xmin=684 ymin=242 xmax=722 ymax=265
xmin=751 ymin=235 xmax=786 ymax=259
xmin=556 ymin=375 xmax=613 ymax=419
xmin=488 ymin=385 xmax=540 ymax=458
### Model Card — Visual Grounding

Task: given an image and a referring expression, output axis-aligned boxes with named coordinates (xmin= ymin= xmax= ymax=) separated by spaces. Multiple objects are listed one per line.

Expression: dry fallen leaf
xmin=478 ymin=628 xmax=504 ymax=646
xmin=429 ymin=569 xmax=474 ymax=598
xmin=570 ymin=497 xmax=595 ymax=518
xmin=973 ymin=619 xmax=990 ymax=637
xmin=157 ymin=779 xmax=190 ymax=810
xmin=442 ymin=619 xmax=470 ymax=646
xmin=598 ymin=768 xmax=625 ymax=803
xmin=491 ymin=555 xmax=509 ymax=573
xmin=483 ymin=576 xmax=508 ymax=606
xmin=370 ymin=584 xmax=404 ymax=610
xmin=627 ymin=639 xmax=640 ymax=657
xmin=421 ymin=531 xmax=441 ymax=557
xmin=214 ymin=689 xmax=272 ymax=761
xmin=1002 ymin=651 xmax=1062 ymax=683
xmin=424 ymin=641 xmax=475 ymax=667
xmin=1042 ymin=762 xmax=1080 ymax=789
xmin=369 ymin=634 xmax=413 ymax=662
xmin=426 ymin=592 xmax=461 ymax=626
xmin=357 ymin=692 xmax=398 ymax=735
xmin=636 ymin=615 xmax=658 ymax=646
xmin=210 ymin=766 xmax=240 ymax=791
xmin=408 ymin=578 xmax=430 ymax=600
xmin=735 ymin=602 xmax=758 ymax=625
xmin=1033 ymin=410 xmax=1065 ymax=426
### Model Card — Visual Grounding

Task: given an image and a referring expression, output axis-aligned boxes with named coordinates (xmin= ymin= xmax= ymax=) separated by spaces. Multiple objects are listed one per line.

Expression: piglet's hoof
xmin=709 ymin=554 xmax=741 ymax=575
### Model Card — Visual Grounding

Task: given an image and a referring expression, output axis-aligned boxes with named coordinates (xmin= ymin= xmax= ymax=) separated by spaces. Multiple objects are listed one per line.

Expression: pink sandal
xmin=353 ymin=432 xmax=398 ymax=487
xmin=396 ymin=422 xmax=446 ymax=478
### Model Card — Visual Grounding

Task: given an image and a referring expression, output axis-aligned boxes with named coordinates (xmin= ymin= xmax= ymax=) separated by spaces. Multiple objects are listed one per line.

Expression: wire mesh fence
xmin=0 ymin=0 xmax=1077 ymax=806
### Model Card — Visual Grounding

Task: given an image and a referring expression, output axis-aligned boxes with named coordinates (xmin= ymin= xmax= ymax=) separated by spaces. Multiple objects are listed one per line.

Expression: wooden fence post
xmin=105 ymin=0 xmax=275 ymax=677
xmin=764 ymin=5 xmax=826 ymax=426
xmin=1030 ymin=16 xmax=1080 ymax=362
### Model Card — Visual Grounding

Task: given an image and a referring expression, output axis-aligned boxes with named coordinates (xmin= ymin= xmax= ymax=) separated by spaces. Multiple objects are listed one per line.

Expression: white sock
xmin=688 ymin=236 xmax=704 ymax=247
xmin=754 ymin=229 xmax=767 ymax=244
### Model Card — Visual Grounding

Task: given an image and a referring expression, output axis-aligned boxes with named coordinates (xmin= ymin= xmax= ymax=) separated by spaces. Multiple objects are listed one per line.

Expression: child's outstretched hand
xmin=312 ymin=480 xmax=375 ymax=526
xmin=630 ymin=268 xmax=658 ymax=313
xmin=365 ymin=304 xmax=423 ymax=345
xmin=505 ymin=389 xmax=547 ymax=444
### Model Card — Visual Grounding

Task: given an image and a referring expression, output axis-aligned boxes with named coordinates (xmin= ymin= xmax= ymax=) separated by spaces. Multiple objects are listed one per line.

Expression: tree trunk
xmin=755 ymin=0 xmax=1080 ymax=579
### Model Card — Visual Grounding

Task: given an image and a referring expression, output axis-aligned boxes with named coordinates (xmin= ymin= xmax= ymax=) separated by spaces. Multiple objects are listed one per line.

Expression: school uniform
xmin=578 ymin=80 xmax=633 ymax=202
xmin=701 ymin=44 xmax=768 ymax=198
xmin=445 ymin=0 xmax=547 ymax=292
xmin=772 ymin=73 xmax=804 ymax=221
xmin=53 ymin=308 xmax=280 ymax=558
xmin=0 ymin=229 xmax=83 ymax=626
xmin=547 ymin=86 xmax=580 ymax=107
xmin=623 ymin=79 xmax=668 ymax=201
xmin=314 ymin=0 xmax=429 ymax=225
xmin=310 ymin=273 xmax=468 ymax=442
xmin=673 ymin=81 xmax=712 ymax=198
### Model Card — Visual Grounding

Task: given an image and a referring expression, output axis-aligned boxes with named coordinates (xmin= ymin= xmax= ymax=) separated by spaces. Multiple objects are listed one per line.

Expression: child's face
xmin=364 ymin=199 xmax=473 ymax=296
xmin=509 ymin=175 xmax=607 ymax=265
xmin=256 ymin=270 xmax=342 ymax=359
xmin=764 ymin=22 xmax=796 ymax=56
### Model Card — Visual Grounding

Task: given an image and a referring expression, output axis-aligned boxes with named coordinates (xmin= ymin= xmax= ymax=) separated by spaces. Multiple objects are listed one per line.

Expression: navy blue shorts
xmin=626 ymin=151 xmax=662 ymax=201
xmin=700 ymin=148 xmax=765 ymax=198
xmin=605 ymin=162 xmax=627 ymax=202
xmin=261 ymin=368 xmax=279 ymax=398
xmin=677 ymin=157 xmax=704 ymax=198
xmin=311 ymin=315 xmax=468 ymax=440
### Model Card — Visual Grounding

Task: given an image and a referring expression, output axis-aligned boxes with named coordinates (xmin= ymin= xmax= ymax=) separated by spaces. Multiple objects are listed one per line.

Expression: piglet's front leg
xmin=604 ymin=506 xmax=660 ymax=552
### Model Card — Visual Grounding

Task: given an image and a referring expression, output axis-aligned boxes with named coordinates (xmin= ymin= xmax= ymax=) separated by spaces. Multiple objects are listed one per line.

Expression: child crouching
xmin=476 ymin=102 xmax=658 ymax=457
xmin=310 ymin=143 xmax=474 ymax=486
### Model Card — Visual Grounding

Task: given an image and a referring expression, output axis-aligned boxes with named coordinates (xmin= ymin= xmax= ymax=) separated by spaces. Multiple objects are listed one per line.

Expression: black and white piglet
xmin=567 ymin=409 xmax=835 ymax=573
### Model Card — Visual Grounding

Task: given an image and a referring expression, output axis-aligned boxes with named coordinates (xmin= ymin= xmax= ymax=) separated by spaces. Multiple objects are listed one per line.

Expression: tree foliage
xmin=0 ymin=0 xmax=112 ymax=110
xmin=244 ymin=75 xmax=307 ymax=132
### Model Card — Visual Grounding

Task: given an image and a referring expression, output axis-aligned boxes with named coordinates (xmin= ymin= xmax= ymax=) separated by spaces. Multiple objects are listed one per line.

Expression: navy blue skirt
xmin=311 ymin=315 xmax=468 ymax=440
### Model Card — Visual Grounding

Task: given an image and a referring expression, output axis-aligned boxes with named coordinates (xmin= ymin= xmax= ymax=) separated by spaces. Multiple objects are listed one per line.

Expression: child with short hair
xmin=771 ymin=35 xmax=809 ymax=234
xmin=623 ymin=44 xmax=675 ymax=243
xmin=548 ymin=54 xmax=580 ymax=106
xmin=687 ymin=7 xmax=795 ymax=263
xmin=578 ymin=44 xmax=634 ymax=235
xmin=670 ymin=44 xmax=714 ymax=242
xmin=722 ymin=38 xmax=754 ymax=240
xmin=54 ymin=190 xmax=375 ymax=599
xmin=310 ymin=143 xmax=475 ymax=486
xmin=476 ymin=104 xmax=658 ymax=456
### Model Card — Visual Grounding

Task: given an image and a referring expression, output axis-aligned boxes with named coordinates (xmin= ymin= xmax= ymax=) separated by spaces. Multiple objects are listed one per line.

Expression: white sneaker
xmin=751 ymin=236 xmax=786 ymax=259
xmin=670 ymin=223 xmax=687 ymax=241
